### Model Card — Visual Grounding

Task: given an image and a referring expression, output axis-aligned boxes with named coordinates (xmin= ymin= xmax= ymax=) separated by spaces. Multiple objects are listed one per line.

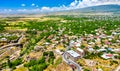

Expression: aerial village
xmin=0 ymin=15 xmax=120 ymax=71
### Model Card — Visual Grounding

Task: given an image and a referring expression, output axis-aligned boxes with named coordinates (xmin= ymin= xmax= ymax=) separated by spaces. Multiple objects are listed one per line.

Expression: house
xmin=107 ymin=48 xmax=114 ymax=52
xmin=113 ymin=49 xmax=120 ymax=53
xmin=88 ymin=47 xmax=95 ymax=53
xmin=69 ymin=40 xmax=75 ymax=47
xmin=44 ymin=42 xmax=50 ymax=45
xmin=97 ymin=68 xmax=103 ymax=71
xmin=66 ymin=50 xmax=80 ymax=61
xmin=116 ymin=40 xmax=120 ymax=43
xmin=76 ymin=48 xmax=84 ymax=57
xmin=97 ymin=48 xmax=107 ymax=52
xmin=88 ymin=42 xmax=95 ymax=45
xmin=0 ymin=38 xmax=8 ymax=43
xmin=55 ymin=49 xmax=63 ymax=55
xmin=99 ymin=34 xmax=106 ymax=38
xmin=105 ymin=41 xmax=111 ymax=45
xmin=34 ymin=46 xmax=44 ymax=51
xmin=101 ymin=54 xmax=114 ymax=59
xmin=74 ymin=42 xmax=81 ymax=47
xmin=112 ymin=32 xmax=117 ymax=35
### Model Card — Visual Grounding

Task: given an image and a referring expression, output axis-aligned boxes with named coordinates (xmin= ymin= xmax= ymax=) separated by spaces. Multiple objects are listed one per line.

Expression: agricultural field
xmin=0 ymin=15 xmax=120 ymax=71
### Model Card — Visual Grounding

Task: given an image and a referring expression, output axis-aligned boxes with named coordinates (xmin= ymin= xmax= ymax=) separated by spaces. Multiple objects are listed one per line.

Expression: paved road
xmin=114 ymin=65 xmax=120 ymax=71
xmin=0 ymin=48 xmax=11 ymax=57
xmin=0 ymin=34 xmax=24 ymax=57
xmin=0 ymin=34 xmax=24 ymax=50
xmin=62 ymin=52 xmax=82 ymax=71
xmin=0 ymin=43 xmax=21 ymax=50
xmin=62 ymin=45 xmax=82 ymax=71
xmin=18 ymin=34 xmax=24 ymax=43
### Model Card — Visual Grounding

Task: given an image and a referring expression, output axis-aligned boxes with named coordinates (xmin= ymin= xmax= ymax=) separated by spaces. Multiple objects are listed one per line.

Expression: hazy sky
xmin=0 ymin=0 xmax=120 ymax=13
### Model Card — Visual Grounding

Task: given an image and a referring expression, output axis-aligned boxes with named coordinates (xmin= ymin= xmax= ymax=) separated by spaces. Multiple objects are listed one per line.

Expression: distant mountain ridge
xmin=0 ymin=4 xmax=120 ymax=17
xmin=70 ymin=4 xmax=120 ymax=13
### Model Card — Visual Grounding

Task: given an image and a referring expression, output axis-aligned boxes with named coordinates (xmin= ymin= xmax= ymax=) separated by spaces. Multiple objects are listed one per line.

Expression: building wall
xmin=76 ymin=50 xmax=84 ymax=57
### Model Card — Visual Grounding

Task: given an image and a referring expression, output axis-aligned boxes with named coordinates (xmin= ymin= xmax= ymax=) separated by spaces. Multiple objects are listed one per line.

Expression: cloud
xmin=70 ymin=0 xmax=80 ymax=7
xmin=40 ymin=5 xmax=71 ymax=12
xmin=17 ymin=9 xmax=27 ymax=12
xmin=70 ymin=0 xmax=120 ymax=8
xmin=41 ymin=7 xmax=51 ymax=11
xmin=31 ymin=3 xmax=35 ymax=6
xmin=40 ymin=0 xmax=120 ymax=12
xmin=4 ymin=9 xmax=12 ymax=12
xmin=1 ymin=0 xmax=120 ymax=14
xmin=16 ymin=8 xmax=41 ymax=13
xmin=21 ymin=4 xmax=26 ymax=7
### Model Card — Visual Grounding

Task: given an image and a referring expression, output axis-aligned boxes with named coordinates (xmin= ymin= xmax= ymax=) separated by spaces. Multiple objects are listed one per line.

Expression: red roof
xmin=70 ymin=64 xmax=75 ymax=68
xmin=106 ymin=54 xmax=113 ymax=57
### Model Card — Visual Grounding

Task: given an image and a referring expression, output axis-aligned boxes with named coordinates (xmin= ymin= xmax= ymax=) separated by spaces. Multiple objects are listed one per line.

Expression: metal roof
xmin=67 ymin=50 xmax=80 ymax=58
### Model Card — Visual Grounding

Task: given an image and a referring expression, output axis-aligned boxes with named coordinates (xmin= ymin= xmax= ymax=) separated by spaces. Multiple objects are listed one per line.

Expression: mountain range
xmin=73 ymin=4 xmax=120 ymax=13
xmin=0 ymin=4 xmax=120 ymax=16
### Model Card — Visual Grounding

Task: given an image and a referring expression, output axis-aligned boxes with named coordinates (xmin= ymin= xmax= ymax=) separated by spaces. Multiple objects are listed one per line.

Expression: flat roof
xmin=67 ymin=50 xmax=80 ymax=58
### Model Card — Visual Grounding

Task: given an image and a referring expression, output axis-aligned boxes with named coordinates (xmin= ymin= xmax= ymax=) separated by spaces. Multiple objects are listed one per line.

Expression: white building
xmin=97 ymin=49 xmax=107 ymax=52
xmin=55 ymin=49 xmax=63 ymax=55
xmin=113 ymin=49 xmax=120 ymax=52
xmin=101 ymin=53 xmax=114 ymax=59
xmin=76 ymin=48 xmax=84 ymax=57
xmin=66 ymin=50 xmax=80 ymax=61
xmin=88 ymin=47 xmax=95 ymax=53
xmin=0 ymin=38 xmax=7 ymax=42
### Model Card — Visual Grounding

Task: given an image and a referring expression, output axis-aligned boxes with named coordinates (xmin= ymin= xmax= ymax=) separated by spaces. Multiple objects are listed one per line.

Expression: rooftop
xmin=67 ymin=50 xmax=80 ymax=58
xmin=77 ymin=48 xmax=84 ymax=52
